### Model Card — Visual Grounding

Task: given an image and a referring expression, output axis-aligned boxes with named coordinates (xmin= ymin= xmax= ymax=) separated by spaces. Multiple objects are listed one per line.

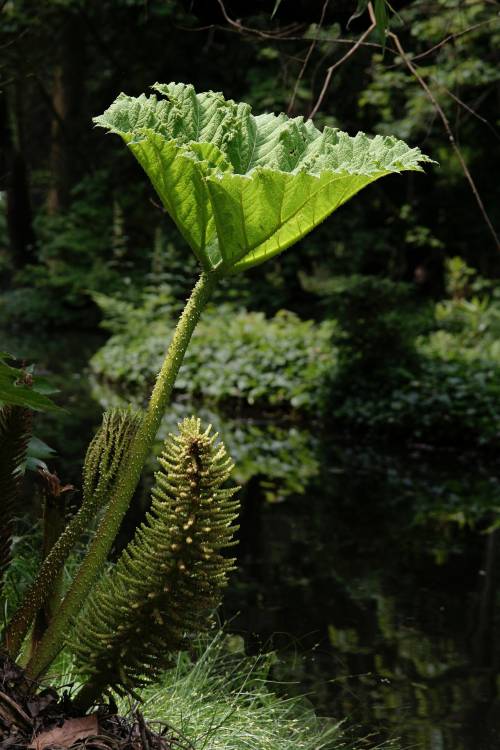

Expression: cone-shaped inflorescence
xmin=70 ymin=416 xmax=239 ymax=703
xmin=4 ymin=408 xmax=140 ymax=658
xmin=0 ymin=405 xmax=32 ymax=599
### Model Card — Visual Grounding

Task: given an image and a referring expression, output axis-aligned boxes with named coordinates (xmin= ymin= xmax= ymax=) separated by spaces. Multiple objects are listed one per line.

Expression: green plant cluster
xmin=91 ymin=259 xmax=500 ymax=448
xmin=91 ymin=290 xmax=337 ymax=413
xmin=333 ymin=357 xmax=500 ymax=447
xmin=303 ymin=273 xmax=430 ymax=390
xmin=0 ymin=174 xmax=145 ymax=328
xmin=71 ymin=417 xmax=239 ymax=700
xmin=328 ymin=261 xmax=500 ymax=446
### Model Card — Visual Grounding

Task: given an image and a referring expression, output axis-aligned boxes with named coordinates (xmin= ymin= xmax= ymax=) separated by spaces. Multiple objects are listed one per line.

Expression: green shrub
xmin=0 ymin=173 xmax=152 ymax=328
xmin=333 ymin=356 xmax=500 ymax=446
xmin=91 ymin=289 xmax=337 ymax=413
xmin=302 ymin=273 xmax=431 ymax=394
xmin=422 ymin=258 xmax=500 ymax=368
xmin=330 ymin=262 xmax=500 ymax=446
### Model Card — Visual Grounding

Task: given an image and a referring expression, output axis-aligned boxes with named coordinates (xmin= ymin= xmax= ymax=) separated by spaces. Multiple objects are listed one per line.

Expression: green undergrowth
xmin=1 ymin=517 xmax=90 ymax=640
xmin=45 ymin=632 xmax=393 ymax=750
xmin=0 ymin=173 xmax=151 ymax=329
xmin=91 ymin=288 xmax=336 ymax=413
xmin=1 ymin=521 xmax=41 ymax=629
xmin=331 ymin=353 xmax=500 ymax=448
xmin=90 ymin=260 xmax=500 ymax=448
xmin=139 ymin=633 xmax=344 ymax=750
xmin=315 ymin=266 xmax=500 ymax=448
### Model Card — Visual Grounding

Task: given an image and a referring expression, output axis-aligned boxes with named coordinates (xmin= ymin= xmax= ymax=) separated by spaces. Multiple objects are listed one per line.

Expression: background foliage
xmin=1 ymin=0 xmax=499 ymax=439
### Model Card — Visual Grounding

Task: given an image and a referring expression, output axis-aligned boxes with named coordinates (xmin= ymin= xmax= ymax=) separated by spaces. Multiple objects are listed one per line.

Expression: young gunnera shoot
xmin=4 ymin=408 xmax=141 ymax=659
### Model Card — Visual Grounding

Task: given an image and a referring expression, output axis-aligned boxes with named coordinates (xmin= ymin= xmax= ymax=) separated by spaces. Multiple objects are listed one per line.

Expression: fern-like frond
xmin=3 ymin=407 xmax=141 ymax=658
xmin=82 ymin=407 xmax=142 ymax=508
xmin=0 ymin=405 xmax=32 ymax=599
xmin=71 ymin=416 xmax=239 ymax=701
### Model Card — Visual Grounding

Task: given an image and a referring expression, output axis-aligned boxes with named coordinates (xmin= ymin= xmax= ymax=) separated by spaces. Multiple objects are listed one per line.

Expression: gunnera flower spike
xmin=70 ymin=417 xmax=239 ymax=706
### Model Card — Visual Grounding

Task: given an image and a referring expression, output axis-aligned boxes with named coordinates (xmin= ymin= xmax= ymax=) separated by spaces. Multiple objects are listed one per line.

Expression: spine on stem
xmin=26 ymin=271 xmax=218 ymax=679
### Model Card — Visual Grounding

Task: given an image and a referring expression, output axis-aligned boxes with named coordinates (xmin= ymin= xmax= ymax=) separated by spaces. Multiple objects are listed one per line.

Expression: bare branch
xmin=388 ymin=29 xmax=500 ymax=251
xmin=435 ymin=82 xmax=500 ymax=142
xmin=308 ymin=20 xmax=376 ymax=119
xmin=215 ymin=0 xmax=302 ymax=39
xmin=287 ymin=0 xmax=331 ymax=114
xmin=408 ymin=17 xmax=499 ymax=64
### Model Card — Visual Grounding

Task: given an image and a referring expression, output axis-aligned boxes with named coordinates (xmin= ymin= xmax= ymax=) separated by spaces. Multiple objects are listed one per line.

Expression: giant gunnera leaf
xmin=95 ymin=82 xmax=433 ymax=274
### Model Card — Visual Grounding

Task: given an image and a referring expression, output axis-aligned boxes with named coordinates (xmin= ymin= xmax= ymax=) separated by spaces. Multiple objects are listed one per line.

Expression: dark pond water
xmin=5 ymin=331 xmax=500 ymax=749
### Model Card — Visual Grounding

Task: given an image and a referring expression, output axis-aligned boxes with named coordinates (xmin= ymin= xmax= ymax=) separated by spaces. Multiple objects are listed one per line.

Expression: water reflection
xmin=226 ymin=442 xmax=500 ymax=749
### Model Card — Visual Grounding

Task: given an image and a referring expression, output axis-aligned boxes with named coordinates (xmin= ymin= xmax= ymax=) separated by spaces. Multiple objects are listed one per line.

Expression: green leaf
xmin=0 ymin=355 xmax=62 ymax=413
xmin=95 ymin=82 xmax=434 ymax=275
xmin=348 ymin=0 xmax=391 ymax=42
xmin=373 ymin=0 xmax=389 ymax=49
xmin=27 ymin=436 xmax=55 ymax=461
xmin=24 ymin=437 xmax=55 ymax=474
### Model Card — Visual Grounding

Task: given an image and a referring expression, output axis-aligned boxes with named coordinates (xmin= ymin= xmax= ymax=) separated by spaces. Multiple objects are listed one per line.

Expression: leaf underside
xmin=95 ymin=82 xmax=433 ymax=273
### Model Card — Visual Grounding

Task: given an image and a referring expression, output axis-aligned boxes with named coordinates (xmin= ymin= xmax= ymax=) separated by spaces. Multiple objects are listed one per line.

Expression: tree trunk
xmin=46 ymin=12 xmax=84 ymax=215
xmin=1 ymin=85 xmax=36 ymax=273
